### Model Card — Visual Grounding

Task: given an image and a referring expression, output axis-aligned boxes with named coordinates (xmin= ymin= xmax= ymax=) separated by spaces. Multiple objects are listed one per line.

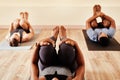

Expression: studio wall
xmin=0 ymin=0 xmax=120 ymax=27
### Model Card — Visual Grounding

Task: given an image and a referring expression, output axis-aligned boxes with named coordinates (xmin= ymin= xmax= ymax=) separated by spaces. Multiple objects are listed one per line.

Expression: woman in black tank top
xmin=6 ymin=12 xmax=34 ymax=46
xmin=9 ymin=29 xmax=25 ymax=46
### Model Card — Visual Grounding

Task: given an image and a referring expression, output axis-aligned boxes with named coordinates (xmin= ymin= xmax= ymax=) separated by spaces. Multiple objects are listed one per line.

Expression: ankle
xmin=50 ymin=36 xmax=57 ymax=42
xmin=59 ymin=26 xmax=67 ymax=41
xmin=60 ymin=36 xmax=67 ymax=41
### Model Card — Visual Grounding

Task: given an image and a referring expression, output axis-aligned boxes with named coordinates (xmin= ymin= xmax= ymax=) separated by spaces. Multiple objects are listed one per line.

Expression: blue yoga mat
xmin=0 ymin=33 xmax=39 ymax=50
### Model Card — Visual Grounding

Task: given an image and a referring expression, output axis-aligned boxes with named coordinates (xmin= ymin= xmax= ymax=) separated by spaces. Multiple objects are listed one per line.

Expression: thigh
xmin=91 ymin=20 xmax=98 ymax=28
xmin=87 ymin=28 xmax=98 ymax=42
xmin=39 ymin=45 xmax=58 ymax=70
xmin=102 ymin=27 xmax=115 ymax=38
xmin=58 ymin=43 xmax=77 ymax=71
xmin=19 ymin=19 xmax=29 ymax=29
xmin=22 ymin=33 xmax=33 ymax=42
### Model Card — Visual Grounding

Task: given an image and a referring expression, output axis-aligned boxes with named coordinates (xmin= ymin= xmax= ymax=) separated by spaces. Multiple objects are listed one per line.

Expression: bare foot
xmin=59 ymin=26 xmax=67 ymax=40
xmin=52 ymin=77 xmax=59 ymax=80
xmin=39 ymin=76 xmax=46 ymax=80
xmin=51 ymin=26 xmax=59 ymax=40
xmin=24 ymin=12 xmax=28 ymax=20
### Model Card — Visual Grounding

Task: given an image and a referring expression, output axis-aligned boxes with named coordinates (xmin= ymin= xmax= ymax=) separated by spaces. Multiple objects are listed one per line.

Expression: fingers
xmin=32 ymin=42 xmax=40 ymax=49
xmin=65 ymin=40 xmax=74 ymax=46
xmin=96 ymin=12 xmax=105 ymax=17
xmin=44 ymin=38 xmax=55 ymax=47
xmin=38 ymin=38 xmax=55 ymax=47
xmin=40 ymin=41 xmax=50 ymax=46
xmin=65 ymin=40 xmax=71 ymax=44
xmin=65 ymin=40 xmax=75 ymax=46
xmin=59 ymin=38 xmax=75 ymax=46
xmin=100 ymin=12 xmax=105 ymax=17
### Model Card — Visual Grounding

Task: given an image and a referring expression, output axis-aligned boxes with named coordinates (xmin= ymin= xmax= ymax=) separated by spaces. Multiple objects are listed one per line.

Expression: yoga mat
xmin=82 ymin=30 xmax=120 ymax=51
xmin=0 ymin=33 xmax=39 ymax=50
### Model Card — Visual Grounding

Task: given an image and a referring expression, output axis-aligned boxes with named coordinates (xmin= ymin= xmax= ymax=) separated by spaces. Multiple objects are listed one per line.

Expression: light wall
xmin=0 ymin=0 xmax=120 ymax=26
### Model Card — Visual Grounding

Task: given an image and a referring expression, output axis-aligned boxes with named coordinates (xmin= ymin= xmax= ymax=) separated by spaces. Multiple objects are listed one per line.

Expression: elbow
xmin=111 ymin=19 xmax=116 ymax=29
xmin=86 ymin=19 xmax=90 ymax=24
xmin=81 ymin=61 xmax=85 ymax=68
xmin=112 ymin=19 xmax=115 ymax=24
xmin=86 ymin=21 xmax=89 ymax=29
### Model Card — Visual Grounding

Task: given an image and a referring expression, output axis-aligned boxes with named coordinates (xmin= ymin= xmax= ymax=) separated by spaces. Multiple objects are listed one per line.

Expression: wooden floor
xmin=0 ymin=27 xmax=120 ymax=80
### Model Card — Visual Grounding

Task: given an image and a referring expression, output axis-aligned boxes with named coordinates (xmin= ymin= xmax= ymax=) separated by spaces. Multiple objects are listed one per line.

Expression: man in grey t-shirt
xmin=86 ymin=4 xmax=116 ymax=46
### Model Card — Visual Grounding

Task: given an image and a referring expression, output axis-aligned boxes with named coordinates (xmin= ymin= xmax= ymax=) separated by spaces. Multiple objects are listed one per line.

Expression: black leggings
xmin=39 ymin=43 xmax=77 ymax=72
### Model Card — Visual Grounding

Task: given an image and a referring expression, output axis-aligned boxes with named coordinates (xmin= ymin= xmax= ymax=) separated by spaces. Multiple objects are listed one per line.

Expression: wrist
xmin=31 ymin=76 xmax=39 ymax=80
xmin=95 ymin=14 xmax=99 ymax=18
xmin=102 ymin=14 xmax=106 ymax=18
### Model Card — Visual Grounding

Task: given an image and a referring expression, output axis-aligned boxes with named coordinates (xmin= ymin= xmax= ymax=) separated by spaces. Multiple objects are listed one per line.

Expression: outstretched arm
xmin=31 ymin=44 xmax=40 ymax=80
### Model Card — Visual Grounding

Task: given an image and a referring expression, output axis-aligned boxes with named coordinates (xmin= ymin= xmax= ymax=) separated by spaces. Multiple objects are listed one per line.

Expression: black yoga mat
xmin=82 ymin=30 xmax=120 ymax=51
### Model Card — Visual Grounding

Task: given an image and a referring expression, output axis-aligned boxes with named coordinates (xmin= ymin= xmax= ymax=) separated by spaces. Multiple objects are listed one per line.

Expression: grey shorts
xmin=40 ymin=66 xmax=73 ymax=77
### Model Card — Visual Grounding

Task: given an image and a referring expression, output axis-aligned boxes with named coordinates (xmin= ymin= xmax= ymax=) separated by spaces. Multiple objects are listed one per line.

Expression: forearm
xmin=5 ymin=33 xmax=10 ymax=40
xmin=74 ymin=42 xmax=85 ymax=80
xmin=30 ymin=27 xmax=34 ymax=35
xmin=28 ymin=23 xmax=34 ymax=35
xmin=103 ymin=14 xmax=114 ymax=22
xmin=9 ymin=23 xmax=14 ymax=33
xmin=87 ymin=15 xmax=98 ymax=23
xmin=6 ymin=23 xmax=13 ymax=40
xmin=73 ymin=66 xmax=85 ymax=80
xmin=31 ymin=64 xmax=39 ymax=80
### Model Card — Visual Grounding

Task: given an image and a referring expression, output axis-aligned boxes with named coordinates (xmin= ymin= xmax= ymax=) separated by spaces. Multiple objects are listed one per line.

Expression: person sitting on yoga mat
xmin=6 ymin=12 xmax=34 ymax=46
xmin=31 ymin=26 xmax=85 ymax=80
xmin=86 ymin=4 xmax=116 ymax=46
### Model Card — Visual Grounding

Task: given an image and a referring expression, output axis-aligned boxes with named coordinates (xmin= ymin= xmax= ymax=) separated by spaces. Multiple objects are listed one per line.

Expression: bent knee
xmin=91 ymin=21 xmax=98 ymax=27
xmin=19 ymin=19 xmax=28 ymax=27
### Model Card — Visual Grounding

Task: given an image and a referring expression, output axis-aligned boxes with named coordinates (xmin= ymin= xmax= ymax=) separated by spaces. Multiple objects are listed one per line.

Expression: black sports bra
xmin=92 ymin=22 xmax=110 ymax=30
xmin=10 ymin=29 xmax=24 ymax=43
xmin=10 ymin=26 xmax=30 ymax=43
xmin=17 ymin=26 xmax=30 ymax=33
